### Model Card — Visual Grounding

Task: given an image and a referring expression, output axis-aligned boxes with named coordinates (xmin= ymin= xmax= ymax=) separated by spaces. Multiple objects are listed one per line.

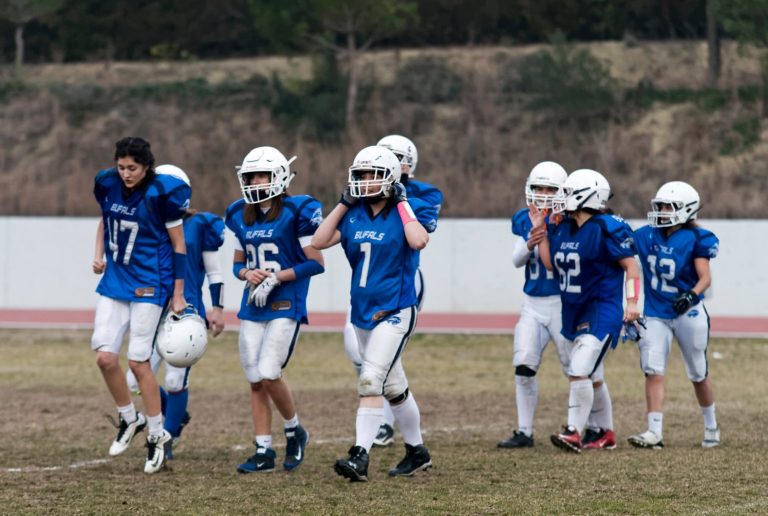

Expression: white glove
xmin=248 ymin=273 xmax=281 ymax=307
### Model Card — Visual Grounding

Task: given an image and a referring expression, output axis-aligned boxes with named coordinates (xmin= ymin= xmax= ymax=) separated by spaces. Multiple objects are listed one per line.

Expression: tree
xmin=249 ymin=0 xmax=417 ymax=131
xmin=0 ymin=0 xmax=63 ymax=70
xmin=706 ymin=0 xmax=720 ymax=86
xmin=719 ymin=0 xmax=768 ymax=115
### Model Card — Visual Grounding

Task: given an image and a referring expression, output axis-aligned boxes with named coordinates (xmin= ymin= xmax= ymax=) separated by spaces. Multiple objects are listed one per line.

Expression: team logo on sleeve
xmin=708 ymin=243 xmax=719 ymax=258
xmin=620 ymin=236 xmax=634 ymax=249
xmin=310 ymin=207 xmax=323 ymax=227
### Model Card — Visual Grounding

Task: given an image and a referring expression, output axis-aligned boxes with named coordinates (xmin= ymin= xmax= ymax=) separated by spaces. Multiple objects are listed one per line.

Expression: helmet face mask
xmin=348 ymin=146 xmax=401 ymax=198
xmin=377 ymin=135 xmax=418 ymax=177
xmin=156 ymin=306 xmax=208 ymax=368
xmin=236 ymin=146 xmax=296 ymax=204
xmin=525 ymin=161 xmax=567 ymax=212
xmin=647 ymin=181 xmax=700 ymax=228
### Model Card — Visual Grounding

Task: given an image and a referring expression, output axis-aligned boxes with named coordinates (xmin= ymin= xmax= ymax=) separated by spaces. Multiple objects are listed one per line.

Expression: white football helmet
xmin=156 ymin=164 xmax=191 ymax=187
xmin=525 ymin=161 xmax=567 ymax=211
xmin=377 ymin=134 xmax=418 ymax=176
xmin=348 ymin=146 xmax=402 ymax=198
xmin=562 ymin=169 xmax=611 ymax=212
xmin=236 ymin=146 xmax=296 ymax=204
xmin=156 ymin=307 xmax=208 ymax=368
xmin=648 ymin=181 xmax=701 ymax=227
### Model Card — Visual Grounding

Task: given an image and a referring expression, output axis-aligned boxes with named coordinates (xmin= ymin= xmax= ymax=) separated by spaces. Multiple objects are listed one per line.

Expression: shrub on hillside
xmin=389 ymin=56 xmax=463 ymax=104
xmin=506 ymin=33 xmax=616 ymax=120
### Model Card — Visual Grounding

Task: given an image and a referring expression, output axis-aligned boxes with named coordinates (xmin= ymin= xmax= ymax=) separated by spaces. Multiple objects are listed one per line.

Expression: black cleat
xmin=497 ymin=430 xmax=534 ymax=449
xmin=334 ymin=446 xmax=369 ymax=482
xmin=388 ymin=443 xmax=432 ymax=477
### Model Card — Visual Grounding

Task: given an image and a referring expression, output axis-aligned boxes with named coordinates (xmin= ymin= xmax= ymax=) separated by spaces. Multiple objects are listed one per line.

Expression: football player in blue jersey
xmin=497 ymin=162 xmax=571 ymax=449
xmin=627 ymin=182 xmax=721 ymax=449
xmin=91 ymin=137 xmax=190 ymax=473
xmin=339 ymin=134 xmax=443 ymax=448
xmin=312 ymin=145 xmax=439 ymax=482
xmin=227 ymin=146 xmax=324 ymax=474
xmin=538 ymin=169 xmax=641 ymax=453
xmin=125 ymin=164 xmax=226 ymax=459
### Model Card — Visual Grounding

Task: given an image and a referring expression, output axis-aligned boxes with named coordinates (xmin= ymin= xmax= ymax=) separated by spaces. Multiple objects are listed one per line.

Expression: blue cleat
xmin=283 ymin=425 xmax=309 ymax=471
xmin=237 ymin=446 xmax=277 ymax=473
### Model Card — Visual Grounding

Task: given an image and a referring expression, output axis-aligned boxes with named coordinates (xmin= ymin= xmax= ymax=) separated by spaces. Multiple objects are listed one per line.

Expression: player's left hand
xmin=672 ymin=290 xmax=697 ymax=314
xmin=248 ymin=273 xmax=281 ymax=307
xmin=624 ymin=300 xmax=641 ymax=322
xmin=621 ymin=317 xmax=646 ymax=343
xmin=208 ymin=307 xmax=225 ymax=337
xmin=171 ymin=294 xmax=187 ymax=314
xmin=92 ymin=258 xmax=106 ymax=274
xmin=392 ymin=181 xmax=408 ymax=203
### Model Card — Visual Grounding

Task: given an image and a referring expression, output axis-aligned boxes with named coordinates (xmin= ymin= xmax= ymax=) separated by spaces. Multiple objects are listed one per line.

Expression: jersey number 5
xmin=553 ymin=251 xmax=582 ymax=293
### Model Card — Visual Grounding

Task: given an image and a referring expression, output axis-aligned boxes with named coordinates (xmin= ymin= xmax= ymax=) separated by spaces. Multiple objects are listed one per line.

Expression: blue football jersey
xmin=549 ymin=213 xmax=636 ymax=345
xmin=635 ymin=225 xmax=719 ymax=319
xmin=94 ymin=168 xmax=191 ymax=305
xmin=225 ymin=195 xmax=323 ymax=324
xmin=183 ymin=212 xmax=226 ymax=320
xmin=405 ymin=179 xmax=443 ymax=229
xmin=511 ymin=208 xmax=560 ymax=297
xmin=340 ymin=198 xmax=439 ymax=329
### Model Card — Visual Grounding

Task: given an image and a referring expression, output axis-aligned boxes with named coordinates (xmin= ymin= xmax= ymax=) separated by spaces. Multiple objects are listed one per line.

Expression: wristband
xmin=293 ymin=259 xmax=325 ymax=280
xmin=397 ymin=201 xmax=417 ymax=226
xmin=209 ymin=282 xmax=224 ymax=308
xmin=626 ymin=278 xmax=640 ymax=302
xmin=233 ymin=262 xmax=247 ymax=280
xmin=173 ymin=252 xmax=187 ymax=280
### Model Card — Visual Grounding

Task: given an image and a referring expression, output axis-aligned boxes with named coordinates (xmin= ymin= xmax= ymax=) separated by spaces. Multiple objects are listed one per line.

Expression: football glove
xmin=248 ymin=273 xmax=281 ymax=308
xmin=392 ymin=181 xmax=408 ymax=203
xmin=339 ymin=186 xmax=357 ymax=208
xmin=621 ymin=317 xmax=647 ymax=343
xmin=672 ymin=290 xmax=697 ymax=315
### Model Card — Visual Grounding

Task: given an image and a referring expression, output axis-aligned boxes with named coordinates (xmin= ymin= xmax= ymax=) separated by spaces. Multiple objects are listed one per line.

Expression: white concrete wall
xmin=0 ymin=217 xmax=764 ymax=316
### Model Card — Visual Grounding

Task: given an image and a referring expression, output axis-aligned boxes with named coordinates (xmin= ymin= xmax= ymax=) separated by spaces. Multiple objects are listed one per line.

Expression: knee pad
xmin=515 ymin=365 xmax=537 ymax=377
xmin=358 ymin=370 xmax=384 ymax=397
xmin=257 ymin=360 xmax=282 ymax=382
xmin=386 ymin=388 xmax=409 ymax=405
xmin=164 ymin=366 xmax=188 ymax=392
xmin=243 ymin=364 xmax=263 ymax=384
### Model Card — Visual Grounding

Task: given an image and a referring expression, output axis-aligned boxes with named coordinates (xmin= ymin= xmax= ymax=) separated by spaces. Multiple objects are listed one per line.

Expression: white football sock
xmin=117 ymin=403 xmax=137 ymax=424
xmin=382 ymin=401 xmax=395 ymax=427
xmin=147 ymin=414 xmax=163 ymax=437
xmin=515 ymin=375 xmax=537 ymax=437
xmin=390 ymin=393 xmax=423 ymax=446
xmin=590 ymin=382 xmax=614 ymax=431
xmin=648 ymin=412 xmax=663 ymax=436
xmin=284 ymin=414 xmax=299 ymax=429
xmin=255 ymin=435 xmax=272 ymax=449
xmin=355 ymin=407 xmax=384 ymax=452
xmin=701 ymin=404 xmax=717 ymax=429
xmin=567 ymin=379 xmax=594 ymax=434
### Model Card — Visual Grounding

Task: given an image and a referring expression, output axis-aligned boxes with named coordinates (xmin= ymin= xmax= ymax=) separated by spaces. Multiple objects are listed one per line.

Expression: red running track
xmin=0 ymin=309 xmax=766 ymax=338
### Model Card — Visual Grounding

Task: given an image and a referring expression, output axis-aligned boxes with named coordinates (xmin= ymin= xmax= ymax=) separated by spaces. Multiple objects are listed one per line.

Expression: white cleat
xmin=144 ymin=430 xmax=172 ymax=474
xmin=702 ymin=427 xmax=721 ymax=449
xmin=109 ymin=413 xmax=147 ymax=456
xmin=627 ymin=430 xmax=664 ymax=450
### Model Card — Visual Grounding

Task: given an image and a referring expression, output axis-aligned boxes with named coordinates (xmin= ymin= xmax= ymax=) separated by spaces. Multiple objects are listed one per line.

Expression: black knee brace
xmin=515 ymin=365 xmax=537 ymax=377
xmin=386 ymin=388 xmax=410 ymax=405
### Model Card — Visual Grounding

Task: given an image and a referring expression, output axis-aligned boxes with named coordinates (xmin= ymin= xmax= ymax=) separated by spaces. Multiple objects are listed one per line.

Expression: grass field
xmin=2 ymin=329 xmax=768 ymax=514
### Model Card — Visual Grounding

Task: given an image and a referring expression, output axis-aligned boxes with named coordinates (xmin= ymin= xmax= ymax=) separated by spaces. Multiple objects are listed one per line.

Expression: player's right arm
xmin=311 ymin=204 xmax=344 ymax=250
xmin=92 ymin=219 xmax=106 ymax=274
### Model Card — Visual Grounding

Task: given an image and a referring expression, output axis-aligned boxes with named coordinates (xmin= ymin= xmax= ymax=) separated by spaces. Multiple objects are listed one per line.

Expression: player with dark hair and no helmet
xmin=227 ymin=146 xmax=325 ymax=474
xmin=125 ymin=164 xmax=227 ymax=459
xmin=313 ymin=145 xmax=438 ymax=482
xmin=91 ymin=137 xmax=190 ymax=473
xmin=627 ymin=181 xmax=721 ymax=450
